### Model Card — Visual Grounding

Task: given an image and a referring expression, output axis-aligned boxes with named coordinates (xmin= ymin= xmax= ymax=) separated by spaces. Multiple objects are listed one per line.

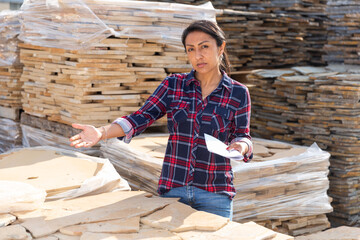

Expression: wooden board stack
xmin=245 ymin=65 xmax=360 ymax=226
xmin=323 ymin=0 xmax=360 ymax=65
xmin=0 ymin=147 xmax=293 ymax=240
xmin=101 ymin=134 xmax=333 ymax=236
xmin=18 ymin=0 xmax=217 ymax=128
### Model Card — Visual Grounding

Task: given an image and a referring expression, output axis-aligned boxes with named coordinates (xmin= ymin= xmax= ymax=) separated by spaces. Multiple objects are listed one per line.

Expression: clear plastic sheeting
xmin=18 ymin=0 xmax=216 ymax=49
xmin=86 ymin=0 xmax=216 ymax=46
xmin=1 ymin=146 xmax=131 ymax=200
xmin=101 ymin=134 xmax=333 ymax=221
xmin=0 ymin=181 xmax=46 ymax=213
xmin=19 ymin=0 xmax=117 ymax=50
xmin=232 ymin=142 xmax=333 ymax=222
xmin=0 ymin=10 xmax=21 ymax=66
xmin=0 ymin=118 xmax=22 ymax=154
xmin=21 ymin=124 xmax=102 ymax=157
xmin=101 ymin=137 xmax=163 ymax=195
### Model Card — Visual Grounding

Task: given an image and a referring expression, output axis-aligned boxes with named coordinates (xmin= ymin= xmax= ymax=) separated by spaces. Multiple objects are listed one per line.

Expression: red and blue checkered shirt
xmin=114 ymin=70 xmax=252 ymax=199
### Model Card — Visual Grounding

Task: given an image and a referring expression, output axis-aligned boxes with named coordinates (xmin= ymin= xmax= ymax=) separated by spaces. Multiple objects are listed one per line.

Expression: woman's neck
xmin=195 ymin=69 xmax=223 ymax=99
xmin=195 ymin=69 xmax=222 ymax=88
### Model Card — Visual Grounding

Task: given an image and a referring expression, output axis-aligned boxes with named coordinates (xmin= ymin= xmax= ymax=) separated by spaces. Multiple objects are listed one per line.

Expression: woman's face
xmin=184 ymin=31 xmax=224 ymax=75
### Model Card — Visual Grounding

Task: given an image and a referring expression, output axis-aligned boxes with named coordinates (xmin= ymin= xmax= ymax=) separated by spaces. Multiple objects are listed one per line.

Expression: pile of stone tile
xmin=18 ymin=0 xmax=216 ymax=129
xmin=215 ymin=0 xmax=328 ymax=72
xmin=0 ymin=147 xmax=293 ymax=240
xmin=101 ymin=134 xmax=333 ymax=236
xmin=246 ymin=65 xmax=360 ymax=226
xmin=323 ymin=0 xmax=360 ymax=65
xmin=0 ymin=10 xmax=22 ymax=112
xmin=0 ymin=11 xmax=23 ymax=153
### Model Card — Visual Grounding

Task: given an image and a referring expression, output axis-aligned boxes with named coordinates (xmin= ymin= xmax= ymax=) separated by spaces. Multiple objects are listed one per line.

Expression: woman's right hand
xmin=69 ymin=123 xmax=102 ymax=148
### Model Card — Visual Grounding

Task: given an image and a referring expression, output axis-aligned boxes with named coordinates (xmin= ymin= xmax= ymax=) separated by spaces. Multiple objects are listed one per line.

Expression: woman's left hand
xmin=226 ymin=141 xmax=248 ymax=156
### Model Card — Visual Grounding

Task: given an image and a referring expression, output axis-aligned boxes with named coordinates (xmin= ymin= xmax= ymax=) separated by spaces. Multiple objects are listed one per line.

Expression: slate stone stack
xmin=138 ymin=0 xmax=329 ymax=71
xmin=323 ymin=0 xmax=360 ymax=65
xmin=216 ymin=0 xmax=328 ymax=71
xmin=246 ymin=65 xmax=360 ymax=227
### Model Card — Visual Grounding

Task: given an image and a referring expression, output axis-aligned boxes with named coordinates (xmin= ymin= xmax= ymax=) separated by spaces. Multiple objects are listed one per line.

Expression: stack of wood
xmin=246 ymin=65 xmax=360 ymax=226
xmin=101 ymin=134 xmax=333 ymax=236
xmin=323 ymin=0 xmax=360 ymax=65
xmin=0 ymin=147 xmax=293 ymax=240
xmin=0 ymin=10 xmax=23 ymax=118
xmin=18 ymin=0 xmax=217 ymax=129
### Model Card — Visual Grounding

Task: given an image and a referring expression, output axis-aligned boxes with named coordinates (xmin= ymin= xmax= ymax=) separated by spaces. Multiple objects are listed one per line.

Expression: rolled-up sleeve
xmin=113 ymin=78 xmax=169 ymax=143
xmin=230 ymin=86 xmax=253 ymax=162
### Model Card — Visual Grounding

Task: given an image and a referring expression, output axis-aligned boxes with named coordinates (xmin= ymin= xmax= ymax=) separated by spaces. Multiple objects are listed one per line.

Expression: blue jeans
xmin=160 ymin=185 xmax=233 ymax=220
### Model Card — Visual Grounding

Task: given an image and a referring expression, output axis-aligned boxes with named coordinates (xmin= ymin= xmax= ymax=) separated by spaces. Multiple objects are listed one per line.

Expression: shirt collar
xmin=185 ymin=69 xmax=232 ymax=93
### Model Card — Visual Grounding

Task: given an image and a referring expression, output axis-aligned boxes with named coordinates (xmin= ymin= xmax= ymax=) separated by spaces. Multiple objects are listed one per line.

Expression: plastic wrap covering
xmin=232 ymin=142 xmax=333 ymax=222
xmin=19 ymin=0 xmax=216 ymax=49
xmin=19 ymin=0 xmax=117 ymax=50
xmin=0 ymin=181 xmax=46 ymax=213
xmin=0 ymin=118 xmax=22 ymax=154
xmin=101 ymin=136 xmax=163 ymax=195
xmin=0 ymin=10 xmax=21 ymax=66
xmin=86 ymin=0 xmax=216 ymax=46
xmin=0 ymin=146 xmax=130 ymax=200
xmin=101 ymin=135 xmax=332 ymax=221
xmin=21 ymin=124 xmax=101 ymax=157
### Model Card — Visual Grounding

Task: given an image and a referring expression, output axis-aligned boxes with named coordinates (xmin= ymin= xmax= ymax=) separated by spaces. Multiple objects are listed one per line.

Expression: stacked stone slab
xmin=139 ymin=0 xmax=328 ymax=71
xmin=101 ymin=134 xmax=333 ymax=236
xmin=246 ymin=65 xmax=360 ymax=226
xmin=0 ymin=11 xmax=22 ymax=152
xmin=217 ymin=0 xmax=328 ymax=70
xmin=323 ymin=0 xmax=360 ymax=65
xmin=18 ymin=0 xmax=215 ymax=129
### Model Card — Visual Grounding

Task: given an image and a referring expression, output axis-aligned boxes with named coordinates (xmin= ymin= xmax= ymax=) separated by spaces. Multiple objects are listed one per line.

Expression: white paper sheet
xmin=204 ymin=134 xmax=244 ymax=161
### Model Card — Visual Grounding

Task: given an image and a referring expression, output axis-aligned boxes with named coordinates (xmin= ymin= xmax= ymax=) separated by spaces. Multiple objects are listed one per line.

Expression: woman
xmin=70 ymin=20 xmax=252 ymax=220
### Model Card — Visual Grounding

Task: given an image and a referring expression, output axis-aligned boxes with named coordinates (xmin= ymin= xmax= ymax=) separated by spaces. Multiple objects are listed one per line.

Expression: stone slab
xmin=141 ymin=201 xmax=229 ymax=232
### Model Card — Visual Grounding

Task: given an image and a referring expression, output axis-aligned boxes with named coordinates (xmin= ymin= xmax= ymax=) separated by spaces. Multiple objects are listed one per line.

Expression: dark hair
xmin=181 ymin=20 xmax=231 ymax=74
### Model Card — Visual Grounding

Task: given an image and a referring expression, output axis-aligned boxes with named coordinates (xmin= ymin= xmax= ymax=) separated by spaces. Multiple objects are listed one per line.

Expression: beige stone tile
xmin=79 ymin=227 xmax=181 ymax=240
xmin=59 ymin=216 xmax=140 ymax=235
xmin=15 ymin=191 xmax=176 ymax=238
xmin=178 ymin=221 xmax=278 ymax=240
xmin=141 ymin=201 xmax=229 ymax=232
xmin=0 ymin=224 xmax=32 ymax=240
xmin=0 ymin=213 xmax=16 ymax=227
xmin=294 ymin=226 xmax=360 ymax=240
xmin=0 ymin=149 xmax=102 ymax=195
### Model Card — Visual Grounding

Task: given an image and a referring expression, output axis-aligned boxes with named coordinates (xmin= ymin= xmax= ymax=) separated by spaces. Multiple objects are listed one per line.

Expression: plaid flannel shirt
xmin=114 ymin=70 xmax=252 ymax=199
